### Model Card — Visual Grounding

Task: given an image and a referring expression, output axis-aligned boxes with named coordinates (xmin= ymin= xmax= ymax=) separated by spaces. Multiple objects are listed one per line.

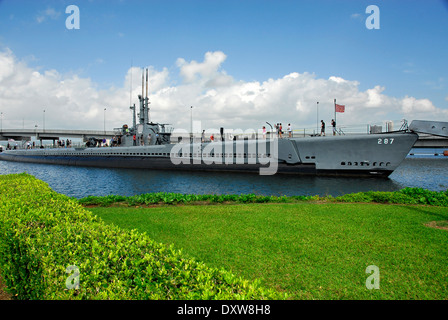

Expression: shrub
xmin=0 ymin=173 xmax=283 ymax=300
xmin=400 ymin=187 xmax=448 ymax=206
xmin=77 ymin=187 xmax=448 ymax=208
xmin=334 ymin=188 xmax=448 ymax=206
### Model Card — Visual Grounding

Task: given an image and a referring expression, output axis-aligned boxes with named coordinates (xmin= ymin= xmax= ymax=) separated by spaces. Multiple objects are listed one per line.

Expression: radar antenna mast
xmin=129 ymin=60 xmax=137 ymax=132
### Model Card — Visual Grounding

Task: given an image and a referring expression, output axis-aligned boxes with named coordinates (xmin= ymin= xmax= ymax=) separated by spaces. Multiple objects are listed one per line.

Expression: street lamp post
xmin=104 ymin=108 xmax=107 ymax=133
xmin=316 ymin=102 xmax=319 ymax=135
xmin=190 ymin=106 xmax=193 ymax=143
xmin=43 ymin=109 xmax=46 ymax=132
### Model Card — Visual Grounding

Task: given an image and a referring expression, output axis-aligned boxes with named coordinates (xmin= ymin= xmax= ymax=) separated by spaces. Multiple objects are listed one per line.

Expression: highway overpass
xmin=0 ymin=128 xmax=116 ymax=143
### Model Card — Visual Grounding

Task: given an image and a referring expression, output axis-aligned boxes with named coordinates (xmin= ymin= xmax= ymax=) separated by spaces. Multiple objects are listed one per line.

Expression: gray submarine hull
xmin=0 ymin=131 xmax=419 ymax=177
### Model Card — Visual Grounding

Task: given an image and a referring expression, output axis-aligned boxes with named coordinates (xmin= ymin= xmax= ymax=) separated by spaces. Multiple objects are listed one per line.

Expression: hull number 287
xmin=378 ymin=138 xmax=394 ymax=145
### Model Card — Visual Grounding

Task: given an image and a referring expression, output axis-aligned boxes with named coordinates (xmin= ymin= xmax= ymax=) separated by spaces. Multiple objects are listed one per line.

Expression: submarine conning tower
xmin=119 ymin=68 xmax=172 ymax=147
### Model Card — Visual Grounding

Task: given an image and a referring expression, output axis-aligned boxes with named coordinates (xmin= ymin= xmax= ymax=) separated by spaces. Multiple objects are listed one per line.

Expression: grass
xmin=89 ymin=201 xmax=448 ymax=300
xmin=0 ymin=173 xmax=282 ymax=300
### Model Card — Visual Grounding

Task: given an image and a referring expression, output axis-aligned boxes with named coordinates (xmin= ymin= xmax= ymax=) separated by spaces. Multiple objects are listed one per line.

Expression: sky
xmin=0 ymin=0 xmax=447 ymax=133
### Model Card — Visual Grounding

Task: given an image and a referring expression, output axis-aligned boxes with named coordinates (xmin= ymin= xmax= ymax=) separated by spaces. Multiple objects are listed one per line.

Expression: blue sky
xmin=0 ymin=0 xmax=447 ymax=131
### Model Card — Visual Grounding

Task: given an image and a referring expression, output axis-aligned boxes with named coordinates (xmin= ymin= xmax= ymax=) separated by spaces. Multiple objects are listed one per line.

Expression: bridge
xmin=0 ymin=128 xmax=116 ymax=144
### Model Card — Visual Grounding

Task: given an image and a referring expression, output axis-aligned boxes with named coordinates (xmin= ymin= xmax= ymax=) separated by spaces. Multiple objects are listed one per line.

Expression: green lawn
xmin=89 ymin=202 xmax=448 ymax=299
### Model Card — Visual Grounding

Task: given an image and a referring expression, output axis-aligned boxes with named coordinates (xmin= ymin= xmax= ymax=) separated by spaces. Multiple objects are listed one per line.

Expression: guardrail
xmin=2 ymin=120 xmax=447 ymax=149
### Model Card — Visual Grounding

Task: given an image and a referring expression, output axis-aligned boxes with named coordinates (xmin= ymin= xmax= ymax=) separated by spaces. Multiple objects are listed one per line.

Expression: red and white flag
xmin=335 ymin=104 xmax=345 ymax=113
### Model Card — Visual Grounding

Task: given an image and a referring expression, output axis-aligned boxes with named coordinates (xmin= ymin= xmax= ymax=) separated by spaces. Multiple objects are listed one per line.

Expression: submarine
xmin=1 ymin=69 xmax=447 ymax=177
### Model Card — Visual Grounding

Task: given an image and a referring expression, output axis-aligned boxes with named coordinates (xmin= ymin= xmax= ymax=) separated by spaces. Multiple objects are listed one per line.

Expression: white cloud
xmin=176 ymin=51 xmax=232 ymax=86
xmin=350 ymin=13 xmax=363 ymax=21
xmin=0 ymin=48 xmax=446 ymax=134
xmin=36 ymin=7 xmax=61 ymax=24
xmin=0 ymin=48 xmax=15 ymax=82
xmin=401 ymin=96 xmax=436 ymax=114
xmin=365 ymin=86 xmax=386 ymax=107
xmin=0 ymin=49 xmax=129 ymax=130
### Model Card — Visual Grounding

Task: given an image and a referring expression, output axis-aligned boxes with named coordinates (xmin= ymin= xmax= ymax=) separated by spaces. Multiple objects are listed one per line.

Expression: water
xmin=0 ymin=151 xmax=447 ymax=199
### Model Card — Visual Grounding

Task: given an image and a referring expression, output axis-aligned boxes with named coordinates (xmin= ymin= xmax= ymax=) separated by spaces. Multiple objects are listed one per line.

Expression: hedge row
xmin=78 ymin=188 xmax=448 ymax=207
xmin=0 ymin=173 xmax=283 ymax=300
xmin=334 ymin=187 xmax=448 ymax=206
xmin=78 ymin=192 xmax=317 ymax=207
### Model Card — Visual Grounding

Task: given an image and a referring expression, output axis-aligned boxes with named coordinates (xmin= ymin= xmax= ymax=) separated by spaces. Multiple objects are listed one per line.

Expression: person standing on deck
xmin=331 ymin=119 xmax=336 ymax=136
